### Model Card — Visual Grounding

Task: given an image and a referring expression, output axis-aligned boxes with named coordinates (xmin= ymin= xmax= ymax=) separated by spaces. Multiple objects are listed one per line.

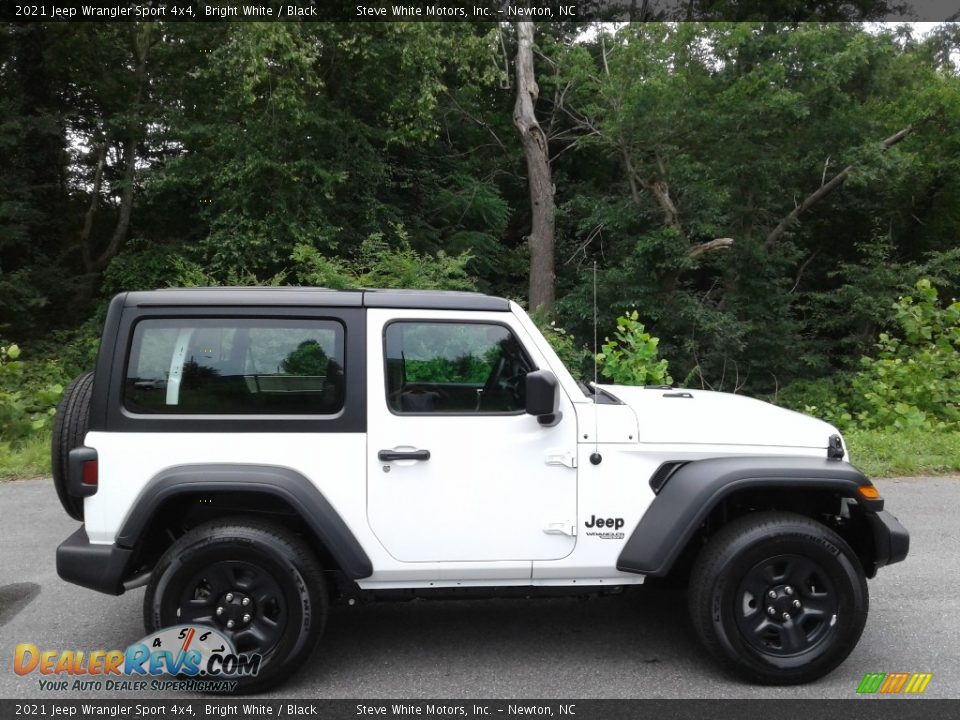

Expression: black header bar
xmin=3 ymin=0 xmax=960 ymax=23
xmin=0 ymin=699 xmax=950 ymax=720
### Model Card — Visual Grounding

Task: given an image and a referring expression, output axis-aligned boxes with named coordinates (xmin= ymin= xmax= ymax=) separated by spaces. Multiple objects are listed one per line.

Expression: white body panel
xmin=81 ymin=302 xmax=843 ymax=590
xmin=609 ymin=385 xmax=837 ymax=449
xmin=82 ymin=432 xmax=368 ymax=547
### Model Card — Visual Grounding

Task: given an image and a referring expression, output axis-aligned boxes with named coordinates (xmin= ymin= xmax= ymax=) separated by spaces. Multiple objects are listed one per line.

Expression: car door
xmin=366 ymin=309 xmax=578 ymax=563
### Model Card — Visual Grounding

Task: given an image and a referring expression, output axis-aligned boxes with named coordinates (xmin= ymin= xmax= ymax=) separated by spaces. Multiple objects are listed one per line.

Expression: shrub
xmin=776 ymin=280 xmax=960 ymax=433
xmin=772 ymin=376 xmax=854 ymax=430
xmin=850 ymin=279 xmax=960 ymax=431
xmin=0 ymin=341 xmax=67 ymax=445
xmin=530 ymin=311 xmax=593 ymax=380
xmin=102 ymin=241 xmax=212 ymax=295
xmin=290 ymin=226 xmax=475 ymax=291
xmin=596 ymin=311 xmax=673 ymax=386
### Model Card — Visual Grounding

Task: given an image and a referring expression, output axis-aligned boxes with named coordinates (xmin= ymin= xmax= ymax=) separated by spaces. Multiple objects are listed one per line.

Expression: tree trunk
xmin=512 ymin=21 xmax=555 ymax=314
xmin=87 ymin=24 xmax=153 ymax=273
xmin=91 ymin=133 xmax=138 ymax=271
xmin=80 ymin=137 xmax=108 ymax=271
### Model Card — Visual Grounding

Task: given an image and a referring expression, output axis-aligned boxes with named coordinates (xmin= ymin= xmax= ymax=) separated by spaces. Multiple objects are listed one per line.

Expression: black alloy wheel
xmin=734 ymin=554 xmax=840 ymax=657
xmin=175 ymin=560 xmax=289 ymax=659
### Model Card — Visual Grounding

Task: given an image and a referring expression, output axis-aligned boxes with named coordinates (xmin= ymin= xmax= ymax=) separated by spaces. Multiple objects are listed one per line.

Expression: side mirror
xmin=525 ymin=370 xmax=561 ymax=427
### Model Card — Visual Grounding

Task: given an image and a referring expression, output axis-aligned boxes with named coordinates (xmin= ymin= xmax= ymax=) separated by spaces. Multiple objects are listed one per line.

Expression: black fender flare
xmin=117 ymin=464 xmax=373 ymax=579
xmin=616 ymin=455 xmax=881 ymax=577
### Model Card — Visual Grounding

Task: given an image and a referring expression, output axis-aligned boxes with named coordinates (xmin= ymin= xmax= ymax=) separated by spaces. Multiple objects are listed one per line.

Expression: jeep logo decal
xmin=584 ymin=515 xmax=624 ymax=530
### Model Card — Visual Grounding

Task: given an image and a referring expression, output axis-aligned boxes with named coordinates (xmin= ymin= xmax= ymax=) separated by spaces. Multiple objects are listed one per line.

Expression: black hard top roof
xmin=122 ymin=287 xmax=511 ymax=312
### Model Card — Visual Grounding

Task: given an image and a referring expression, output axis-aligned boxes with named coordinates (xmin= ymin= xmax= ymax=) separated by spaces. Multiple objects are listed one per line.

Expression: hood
xmin=603 ymin=385 xmax=838 ymax=450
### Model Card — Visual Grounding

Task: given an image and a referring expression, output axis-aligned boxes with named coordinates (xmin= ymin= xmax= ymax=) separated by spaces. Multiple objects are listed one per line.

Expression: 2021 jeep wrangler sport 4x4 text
xmin=52 ymin=288 xmax=909 ymax=691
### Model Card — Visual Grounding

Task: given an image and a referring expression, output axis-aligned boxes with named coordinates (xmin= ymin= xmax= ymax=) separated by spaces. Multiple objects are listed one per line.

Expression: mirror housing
xmin=525 ymin=370 xmax=561 ymax=427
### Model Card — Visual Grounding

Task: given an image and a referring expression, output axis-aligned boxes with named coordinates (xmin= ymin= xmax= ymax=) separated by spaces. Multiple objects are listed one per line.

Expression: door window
xmin=384 ymin=322 xmax=533 ymax=414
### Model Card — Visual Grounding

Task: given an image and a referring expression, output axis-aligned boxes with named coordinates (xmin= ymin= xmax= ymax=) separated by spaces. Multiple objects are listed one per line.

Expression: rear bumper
xmin=868 ymin=509 xmax=910 ymax=571
xmin=56 ymin=526 xmax=131 ymax=596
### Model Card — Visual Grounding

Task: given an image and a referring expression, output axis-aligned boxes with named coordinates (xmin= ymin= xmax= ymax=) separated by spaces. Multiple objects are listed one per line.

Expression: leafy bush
xmin=103 ymin=241 xmax=205 ymax=295
xmin=52 ymin=321 xmax=103 ymax=378
xmin=291 ymin=225 xmax=475 ymax=291
xmin=531 ymin=312 xmax=593 ymax=380
xmin=596 ymin=311 xmax=673 ymax=386
xmin=850 ymin=279 xmax=960 ymax=431
xmin=776 ymin=279 xmax=960 ymax=432
xmin=0 ymin=341 xmax=67 ymax=446
xmin=104 ymin=240 xmax=283 ymax=293
xmin=772 ymin=376 xmax=854 ymax=429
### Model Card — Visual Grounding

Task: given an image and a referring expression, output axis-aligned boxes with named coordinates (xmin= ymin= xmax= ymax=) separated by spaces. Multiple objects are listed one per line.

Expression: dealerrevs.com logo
xmin=856 ymin=672 xmax=933 ymax=695
xmin=13 ymin=625 xmax=261 ymax=693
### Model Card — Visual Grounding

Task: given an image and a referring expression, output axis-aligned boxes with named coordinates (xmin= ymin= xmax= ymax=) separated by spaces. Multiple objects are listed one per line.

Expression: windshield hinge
xmin=828 ymin=434 xmax=845 ymax=460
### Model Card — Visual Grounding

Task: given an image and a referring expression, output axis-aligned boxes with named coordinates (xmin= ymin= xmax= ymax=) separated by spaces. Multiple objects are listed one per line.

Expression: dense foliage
xmin=0 ymin=342 xmax=66 ymax=447
xmin=781 ymin=279 xmax=960 ymax=431
xmin=2 ymin=21 xmax=960 ymax=470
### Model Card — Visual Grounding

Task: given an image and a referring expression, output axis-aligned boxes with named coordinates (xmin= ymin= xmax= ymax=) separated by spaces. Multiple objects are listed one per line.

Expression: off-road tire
xmin=144 ymin=518 xmax=327 ymax=693
xmin=688 ymin=511 xmax=868 ymax=685
xmin=51 ymin=372 xmax=94 ymax=520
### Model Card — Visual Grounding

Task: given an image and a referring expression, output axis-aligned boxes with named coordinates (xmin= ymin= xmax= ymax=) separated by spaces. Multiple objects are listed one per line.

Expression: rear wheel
xmin=51 ymin=372 xmax=94 ymax=520
xmin=144 ymin=519 xmax=327 ymax=693
xmin=688 ymin=511 xmax=868 ymax=684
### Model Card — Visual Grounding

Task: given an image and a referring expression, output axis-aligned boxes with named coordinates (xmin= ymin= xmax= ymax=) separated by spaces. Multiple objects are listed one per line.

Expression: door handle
xmin=378 ymin=449 xmax=431 ymax=462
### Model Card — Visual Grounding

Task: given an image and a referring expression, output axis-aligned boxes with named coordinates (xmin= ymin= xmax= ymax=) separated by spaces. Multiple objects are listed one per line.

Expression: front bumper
xmin=56 ymin=526 xmax=132 ymax=595
xmin=867 ymin=509 xmax=910 ymax=571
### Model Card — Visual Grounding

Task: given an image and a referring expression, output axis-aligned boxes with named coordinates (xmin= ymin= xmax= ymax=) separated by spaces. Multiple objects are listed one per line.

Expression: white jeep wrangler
xmin=52 ymin=288 xmax=908 ymax=692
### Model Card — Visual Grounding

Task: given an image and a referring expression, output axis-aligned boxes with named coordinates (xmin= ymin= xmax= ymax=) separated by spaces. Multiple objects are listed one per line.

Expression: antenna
xmin=590 ymin=261 xmax=602 ymax=466
xmin=593 ymin=260 xmax=598 ymax=396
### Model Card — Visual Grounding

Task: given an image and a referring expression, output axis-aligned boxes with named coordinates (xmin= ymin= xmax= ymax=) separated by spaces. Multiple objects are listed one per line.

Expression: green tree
xmin=280 ymin=341 xmax=330 ymax=377
xmin=552 ymin=23 xmax=960 ymax=392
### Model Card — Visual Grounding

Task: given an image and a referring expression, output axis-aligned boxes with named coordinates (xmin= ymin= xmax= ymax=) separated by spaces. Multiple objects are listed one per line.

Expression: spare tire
xmin=51 ymin=372 xmax=94 ymax=521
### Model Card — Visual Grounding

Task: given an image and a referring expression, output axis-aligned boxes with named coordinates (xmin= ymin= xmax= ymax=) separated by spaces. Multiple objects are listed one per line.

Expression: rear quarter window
xmin=125 ymin=318 xmax=345 ymax=415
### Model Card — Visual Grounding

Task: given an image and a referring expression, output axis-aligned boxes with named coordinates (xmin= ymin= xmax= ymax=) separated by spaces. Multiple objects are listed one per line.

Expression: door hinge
xmin=544 ymin=522 xmax=577 ymax=537
xmin=545 ymin=449 xmax=577 ymax=468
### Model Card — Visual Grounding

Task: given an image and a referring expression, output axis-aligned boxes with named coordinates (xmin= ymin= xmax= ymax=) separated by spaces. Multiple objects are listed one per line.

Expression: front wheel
xmin=144 ymin=519 xmax=327 ymax=693
xmin=688 ymin=511 xmax=868 ymax=684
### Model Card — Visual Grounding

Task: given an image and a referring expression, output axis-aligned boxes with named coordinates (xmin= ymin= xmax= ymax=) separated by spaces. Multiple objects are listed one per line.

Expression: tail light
xmin=68 ymin=446 xmax=99 ymax=498
xmin=82 ymin=459 xmax=98 ymax=487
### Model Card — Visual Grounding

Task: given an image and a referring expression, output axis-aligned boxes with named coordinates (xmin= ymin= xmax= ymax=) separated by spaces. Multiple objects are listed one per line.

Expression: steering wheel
xmin=482 ymin=356 xmax=508 ymax=396
xmin=481 ymin=357 xmax=525 ymax=410
xmin=501 ymin=372 xmax=526 ymax=403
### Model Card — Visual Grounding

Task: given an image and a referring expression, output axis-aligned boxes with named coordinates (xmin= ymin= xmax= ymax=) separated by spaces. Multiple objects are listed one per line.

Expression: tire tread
xmin=51 ymin=372 xmax=94 ymax=520
xmin=688 ymin=510 xmax=868 ymax=685
xmin=144 ymin=517 xmax=327 ymax=694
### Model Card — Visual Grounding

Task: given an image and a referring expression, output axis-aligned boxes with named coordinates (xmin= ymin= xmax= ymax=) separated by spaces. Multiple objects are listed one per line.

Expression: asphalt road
xmin=1 ymin=476 xmax=957 ymax=699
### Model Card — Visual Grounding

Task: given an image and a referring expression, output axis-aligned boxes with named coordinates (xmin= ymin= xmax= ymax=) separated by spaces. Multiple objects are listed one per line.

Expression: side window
xmin=125 ymin=318 xmax=345 ymax=415
xmin=385 ymin=322 xmax=533 ymax=414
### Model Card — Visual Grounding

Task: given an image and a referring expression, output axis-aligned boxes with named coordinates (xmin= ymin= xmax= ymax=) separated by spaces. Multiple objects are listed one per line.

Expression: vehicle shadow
xmin=275 ymin=584 xmax=731 ymax=697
